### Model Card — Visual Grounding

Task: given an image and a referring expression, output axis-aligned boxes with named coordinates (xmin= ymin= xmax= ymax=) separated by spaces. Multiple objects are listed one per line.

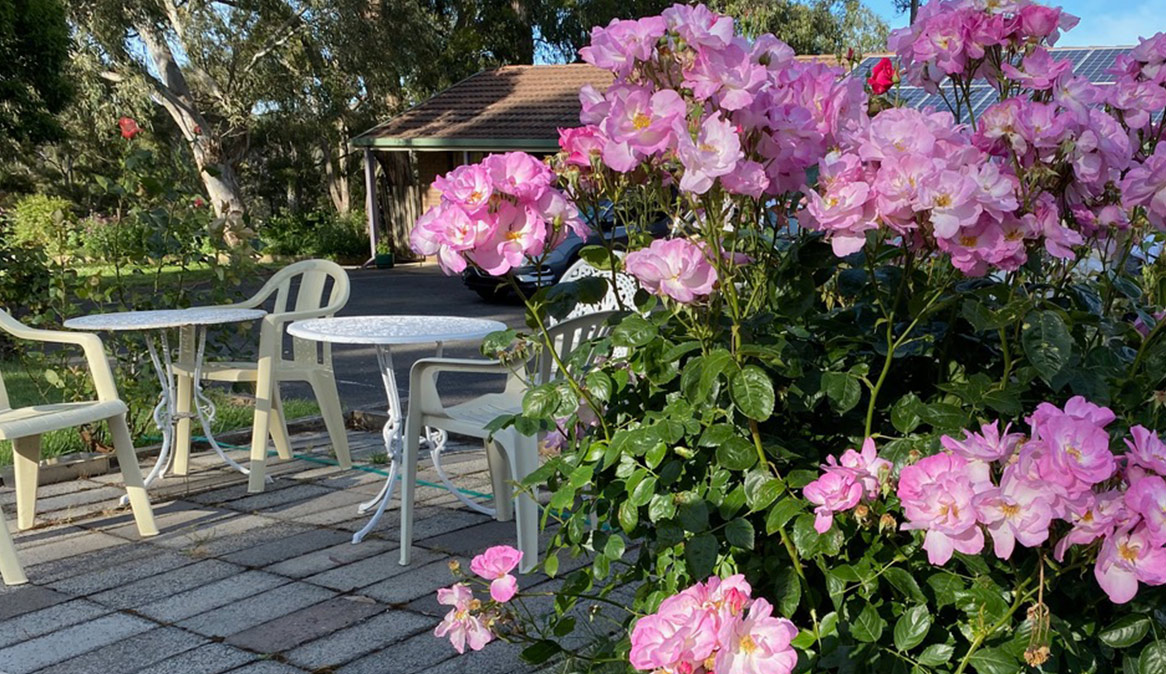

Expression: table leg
xmin=122 ymin=335 xmax=177 ymax=506
xmin=352 ymin=345 xmax=404 ymax=544
xmin=189 ymin=327 xmax=264 ymax=480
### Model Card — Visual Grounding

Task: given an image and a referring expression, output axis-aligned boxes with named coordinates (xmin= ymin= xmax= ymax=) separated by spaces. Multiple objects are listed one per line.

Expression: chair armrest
xmin=409 ymin=357 xmax=517 ymax=418
xmin=0 ymin=314 xmax=121 ymax=402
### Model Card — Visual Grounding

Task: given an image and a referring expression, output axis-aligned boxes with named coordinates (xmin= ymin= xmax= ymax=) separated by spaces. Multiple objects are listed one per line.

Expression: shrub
xmin=260 ymin=209 xmax=368 ymax=262
xmin=9 ymin=193 xmax=78 ymax=257
xmin=421 ymin=2 xmax=1166 ymax=673
xmin=79 ymin=214 xmax=149 ymax=263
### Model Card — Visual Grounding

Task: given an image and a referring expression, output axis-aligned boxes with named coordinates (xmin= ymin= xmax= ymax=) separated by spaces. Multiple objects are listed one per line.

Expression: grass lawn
xmin=73 ymin=261 xmax=281 ymax=293
xmin=0 ymin=360 xmax=319 ymax=465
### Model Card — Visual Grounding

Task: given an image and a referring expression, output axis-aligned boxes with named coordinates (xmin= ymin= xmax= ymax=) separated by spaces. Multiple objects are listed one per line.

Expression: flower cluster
xmin=434 ymin=545 xmax=524 ymax=653
xmin=624 ymin=238 xmax=718 ymax=303
xmin=629 ymin=575 xmax=798 ymax=674
xmin=807 ymin=0 xmax=1166 ymax=276
xmin=887 ymin=0 xmax=1078 ymax=92
xmin=806 ymin=397 xmax=1166 ymax=604
xmin=410 ymin=152 xmax=587 ymax=276
xmin=802 ymin=438 xmax=890 ymax=533
xmin=567 ymin=3 xmax=865 ymax=198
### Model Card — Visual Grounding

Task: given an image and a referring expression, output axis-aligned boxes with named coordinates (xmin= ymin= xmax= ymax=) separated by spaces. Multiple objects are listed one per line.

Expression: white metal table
xmin=286 ymin=315 xmax=508 ymax=543
xmin=64 ymin=308 xmax=268 ymax=500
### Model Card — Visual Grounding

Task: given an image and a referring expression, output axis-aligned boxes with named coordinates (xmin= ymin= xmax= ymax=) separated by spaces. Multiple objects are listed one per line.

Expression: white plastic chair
xmin=173 ymin=259 xmax=353 ymax=492
xmin=399 ymin=310 xmax=617 ymax=573
xmin=0 ymin=310 xmax=158 ymax=586
xmin=555 ymin=256 xmax=638 ymax=324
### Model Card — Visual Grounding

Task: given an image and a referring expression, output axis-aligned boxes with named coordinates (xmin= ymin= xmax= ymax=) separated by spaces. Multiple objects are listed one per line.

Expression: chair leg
xmin=109 ymin=414 xmax=158 ymax=537
xmin=508 ymin=433 xmax=541 ymax=574
xmin=268 ymin=382 xmax=293 ymax=461
xmin=484 ymin=440 xmax=514 ymax=522
xmin=309 ymin=371 xmax=351 ymax=469
xmin=248 ymin=348 xmax=276 ymax=494
xmin=12 ymin=436 xmax=40 ymax=531
xmin=0 ymin=511 xmax=27 ymax=586
xmin=398 ymin=410 xmax=423 ymax=566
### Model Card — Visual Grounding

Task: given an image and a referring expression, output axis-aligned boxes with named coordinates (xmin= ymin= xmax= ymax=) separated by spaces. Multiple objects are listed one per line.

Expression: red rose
xmin=867 ymin=57 xmax=895 ymax=95
xmin=193 ymin=197 xmax=206 ymax=208
xmin=846 ymin=47 xmax=855 ymax=62
xmin=118 ymin=117 xmax=142 ymax=139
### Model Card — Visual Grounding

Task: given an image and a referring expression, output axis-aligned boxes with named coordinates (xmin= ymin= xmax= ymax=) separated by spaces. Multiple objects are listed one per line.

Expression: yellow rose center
xmin=935 ymin=194 xmax=952 ymax=208
xmin=633 ymin=112 xmax=652 ymax=130
xmin=959 ymin=235 xmax=978 ymax=247
xmin=1000 ymin=503 xmax=1020 ymax=518
xmin=739 ymin=635 xmax=758 ymax=654
xmin=1119 ymin=541 xmax=1140 ymax=563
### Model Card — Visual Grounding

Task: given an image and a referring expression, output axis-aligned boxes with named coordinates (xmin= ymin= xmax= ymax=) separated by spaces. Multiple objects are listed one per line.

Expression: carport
xmin=349 ymin=64 xmax=613 ymax=265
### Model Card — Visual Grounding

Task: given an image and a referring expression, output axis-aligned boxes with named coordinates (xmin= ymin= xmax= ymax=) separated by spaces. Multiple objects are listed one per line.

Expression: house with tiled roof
xmin=350 ymin=64 xmax=613 ymax=262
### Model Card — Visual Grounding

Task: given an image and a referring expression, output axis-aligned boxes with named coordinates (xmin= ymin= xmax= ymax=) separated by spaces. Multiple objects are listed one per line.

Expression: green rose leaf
xmin=883 ymin=567 xmax=927 ymax=604
xmin=967 ymin=646 xmax=1020 ymax=674
xmin=893 ymin=604 xmax=932 ymax=652
xmin=716 ymin=436 xmax=758 ymax=471
xmin=822 ymin=371 xmax=861 ymax=414
xmin=617 ymin=500 xmax=638 ymax=533
xmin=612 ymin=314 xmax=657 ymax=348
xmin=730 ymin=365 xmax=775 ymax=421
xmin=1141 ymin=642 xmax=1166 ymax=674
xmin=522 ymin=386 xmax=560 ymax=419
xmin=851 ymin=603 xmax=886 ymax=643
xmin=725 ymin=518 xmax=755 ymax=550
xmin=520 ymin=640 xmax=563 ymax=664
xmin=685 ymin=533 xmax=718 ymax=578
xmin=917 ymin=643 xmax=955 ymax=666
xmin=629 ymin=476 xmax=657 ymax=507
xmin=1099 ymin=615 xmax=1151 ymax=649
xmin=744 ymin=470 xmax=784 ymax=511
xmin=890 ymin=393 xmax=923 ymax=434
xmin=1021 ymin=310 xmax=1073 ymax=384
xmin=765 ymin=496 xmax=804 ymax=535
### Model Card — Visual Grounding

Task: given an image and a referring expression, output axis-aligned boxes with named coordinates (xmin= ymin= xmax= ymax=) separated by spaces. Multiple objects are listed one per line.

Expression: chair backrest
xmin=248 ymin=259 xmax=350 ymax=318
xmin=533 ymin=310 xmax=619 ymax=387
xmin=552 ymin=258 xmax=638 ymax=326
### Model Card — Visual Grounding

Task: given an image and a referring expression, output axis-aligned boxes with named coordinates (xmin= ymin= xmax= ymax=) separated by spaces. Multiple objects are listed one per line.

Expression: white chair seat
xmin=434 ymin=394 xmax=522 ymax=439
xmin=0 ymin=400 xmax=128 ymax=440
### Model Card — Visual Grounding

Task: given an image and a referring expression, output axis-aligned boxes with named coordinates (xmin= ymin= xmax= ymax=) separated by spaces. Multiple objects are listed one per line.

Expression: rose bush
xmin=422 ymin=1 xmax=1166 ymax=672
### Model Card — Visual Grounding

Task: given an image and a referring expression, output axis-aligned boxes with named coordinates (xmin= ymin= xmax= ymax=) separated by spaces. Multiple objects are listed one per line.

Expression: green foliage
xmin=259 ymin=209 xmax=369 ymax=262
xmin=9 ymin=193 xmax=77 ymax=256
xmin=713 ymin=0 xmax=889 ymax=54
xmin=0 ymin=0 xmax=72 ymax=147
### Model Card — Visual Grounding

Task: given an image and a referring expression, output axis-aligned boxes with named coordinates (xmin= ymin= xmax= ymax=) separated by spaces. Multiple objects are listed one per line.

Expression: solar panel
xmin=1076 ymin=48 xmax=1126 ymax=83
xmin=1056 ymin=48 xmax=1093 ymax=70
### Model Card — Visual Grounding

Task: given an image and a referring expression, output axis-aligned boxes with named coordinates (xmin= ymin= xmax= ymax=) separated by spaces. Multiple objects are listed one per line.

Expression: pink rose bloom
xmin=433 ymin=164 xmax=493 ymax=213
xmin=558 ymin=126 xmax=606 ymax=169
xmin=721 ymin=159 xmax=770 ymax=198
xmin=537 ymin=189 xmax=589 ymax=240
xmin=578 ymin=84 xmax=609 ymax=125
xmin=1001 ymin=48 xmax=1071 ymax=90
xmin=662 ymin=3 xmax=735 ymax=50
xmin=1054 ymin=489 xmax=1130 ymax=561
xmin=714 ymin=598 xmax=799 ymax=674
xmin=1126 ymin=475 xmax=1166 ymax=546
xmin=624 ymin=238 xmax=717 ymax=303
xmin=482 ymin=151 xmax=553 ymax=202
xmin=1017 ymin=4 xmax=1078 ymax=44
xmin=941 ymin=421 xmax=1024 ymax=463
xmin=434 ymin=583 xmax=493 ymax=653
xmin=1126 ymin=425 xmax=1166 ymax=476
xmin=825 ymin=437 xmax=890 ymax=499
xmin=684 ymin=42 xmax=768 ymax=110
xmin=472 ymin=202 xmax=547 ymax=276
xmin=1121 ymin=144 xmax=1166 ymax=229
xmin=410 ymin=203 xmax=471 ymax=275
xmin=974 ymin=470 xmax=1054 ymax=560
xmin=804 ymin=173 xmax=875 ymax=257
xmin=600 ymin=85 xmax=686 ymax=172
xmin=803 ymin=468 xmax=863 ymax=534
xmin=918 ymin=170 xmax=983 ymax=240
xmin=898 ymin=453 xmax=990 ymax=565
xmin=1038 ymin=415 xmax=1115 ymax=487
xmin=469 ymin=545 xmax=524 ymax=603
xmin=579 ymin=16 xmax=666 ymax=76
xmin=1094 ymin=525 xmax=1166 ymax=604
xmin=677 ymin=112 xmax=743 ymax=194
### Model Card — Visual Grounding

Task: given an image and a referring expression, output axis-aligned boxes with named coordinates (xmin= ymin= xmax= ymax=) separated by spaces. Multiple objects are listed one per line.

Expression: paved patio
xmin=0 ymin=428 xmax=567 ymax=674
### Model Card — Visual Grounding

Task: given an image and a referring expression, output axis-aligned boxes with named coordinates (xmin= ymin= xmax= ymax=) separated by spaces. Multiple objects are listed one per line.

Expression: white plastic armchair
xmin=0 ymin=309 xmax=157 ymax=586
xmin=172 ymin=259 xmax=353 ymax=492
xmin=554 ymin=257 xmax=638 ymax=325
xmin=399 ymin=311 xmax=617 ymax=573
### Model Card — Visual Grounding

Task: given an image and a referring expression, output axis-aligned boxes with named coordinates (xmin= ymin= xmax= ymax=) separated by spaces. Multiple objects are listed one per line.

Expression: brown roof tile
xmin=351 ymin=64 xmax=614 ymax=150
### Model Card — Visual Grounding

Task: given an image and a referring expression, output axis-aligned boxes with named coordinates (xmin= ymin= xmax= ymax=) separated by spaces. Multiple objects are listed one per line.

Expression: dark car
xmin=463 ymin=204 xmax=673 ymax=302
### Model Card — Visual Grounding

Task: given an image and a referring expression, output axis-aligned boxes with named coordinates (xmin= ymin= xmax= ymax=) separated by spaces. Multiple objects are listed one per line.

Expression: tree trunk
xmin=322 ymin=131 xmax=351 ymax=214
xmin=135 ymin=20 xmax=251 ymax=245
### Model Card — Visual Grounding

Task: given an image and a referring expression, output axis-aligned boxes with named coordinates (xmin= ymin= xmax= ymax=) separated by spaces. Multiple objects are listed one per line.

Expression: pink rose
xmin=624 ymin=238 xmax=717 ymax=303
xmin=469 ymin=545 xmax=523 ymax=603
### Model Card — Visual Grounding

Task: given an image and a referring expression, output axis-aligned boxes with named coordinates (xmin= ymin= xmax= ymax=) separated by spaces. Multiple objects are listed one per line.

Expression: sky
xmin=864 ymin=0 xmax=1164 ymax=47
